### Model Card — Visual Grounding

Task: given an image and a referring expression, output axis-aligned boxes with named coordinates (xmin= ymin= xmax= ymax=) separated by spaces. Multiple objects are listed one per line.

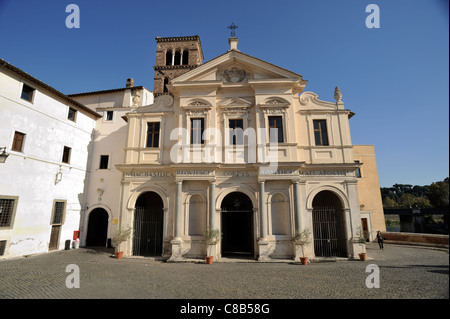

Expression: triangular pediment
xmin=219 ymin=97 xmax=253 ymax=107
xmin=171 ymin=50 xmax=306 ymax=85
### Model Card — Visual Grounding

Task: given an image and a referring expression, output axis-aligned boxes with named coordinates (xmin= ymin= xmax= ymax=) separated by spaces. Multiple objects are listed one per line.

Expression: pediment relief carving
xmin=216 ymin=64 xmax=253 ymax=83
xmin=258 ymin=97 xmax=290 ymax=110
xmin=182 ymin=99 xmax=212 ymax=110
xmin=218 ymin=97 xmax=253 ymax=113
xmin=223 ymin=67 xmax=250 ymax=83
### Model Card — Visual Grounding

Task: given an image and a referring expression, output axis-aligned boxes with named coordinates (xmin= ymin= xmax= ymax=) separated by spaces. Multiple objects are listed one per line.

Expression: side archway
xmin=311 ymin=190 xmax=348 ymax=257
xmin=86 ymin=208 xmax=109 ymax=247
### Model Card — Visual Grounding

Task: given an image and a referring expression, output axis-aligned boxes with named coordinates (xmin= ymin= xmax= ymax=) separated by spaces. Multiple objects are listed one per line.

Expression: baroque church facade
xmin=0 ymin=34 xmax=385 ymax=260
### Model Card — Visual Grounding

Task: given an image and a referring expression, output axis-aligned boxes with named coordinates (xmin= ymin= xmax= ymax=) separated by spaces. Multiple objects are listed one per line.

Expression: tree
xmin=381 ymin=178 xmax=448 ymax=209
xmin=383 ymin=196 xmax=397 ymax=208
xmin=429 ymin=178 xmax=449 ymax=208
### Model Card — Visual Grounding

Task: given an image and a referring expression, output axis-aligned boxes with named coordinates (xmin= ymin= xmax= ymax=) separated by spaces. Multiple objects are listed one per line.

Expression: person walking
xmin=376 ymin=231 xmax=384 ymax=249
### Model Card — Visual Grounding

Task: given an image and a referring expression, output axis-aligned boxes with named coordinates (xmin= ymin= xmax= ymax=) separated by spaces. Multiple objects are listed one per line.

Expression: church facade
xmin=110 ymin=35 xmax=383 ymax=261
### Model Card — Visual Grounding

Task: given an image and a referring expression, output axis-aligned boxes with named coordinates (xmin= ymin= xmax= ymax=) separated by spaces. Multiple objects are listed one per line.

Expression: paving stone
xmin=0 ymin=243 xmax=448 ymax=299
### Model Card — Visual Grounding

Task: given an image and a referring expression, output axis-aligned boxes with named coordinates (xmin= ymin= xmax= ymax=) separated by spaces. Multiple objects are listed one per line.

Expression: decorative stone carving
xmin=299 ymin=92 xmax=319 ymax=105
xmin=258 ymin=97 xmax=289 ymax=114
xmin=223 ymin=67 xmax=249 ymax=83
xmin=185 ymin=110 xmax=207 ymax=117
xmin=334 ymin=87 xmax=342 ymax=102
xmin=188 ymin=100 xmax=210 ymax=108
xmin=154 ymin=94 xmax=174 ymax=108
xmin=132 ymin=93 xmax=140 ymax=107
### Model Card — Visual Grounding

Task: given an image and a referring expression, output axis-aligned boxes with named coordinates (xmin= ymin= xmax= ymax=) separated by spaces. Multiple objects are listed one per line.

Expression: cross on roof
xmin=227 ymin=22 xmax=238 ymax=37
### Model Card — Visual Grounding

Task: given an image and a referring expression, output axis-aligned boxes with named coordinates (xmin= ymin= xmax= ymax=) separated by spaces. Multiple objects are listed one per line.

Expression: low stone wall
xmin=381 ymin=232 xmax=449 ymax=247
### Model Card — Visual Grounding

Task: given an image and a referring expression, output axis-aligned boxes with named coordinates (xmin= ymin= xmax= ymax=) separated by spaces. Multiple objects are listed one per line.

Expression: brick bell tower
xmin=153 ymin=35 xmax=204 ymax=96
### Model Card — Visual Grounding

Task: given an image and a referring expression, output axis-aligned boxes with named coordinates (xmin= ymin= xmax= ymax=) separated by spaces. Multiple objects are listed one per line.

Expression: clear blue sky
xmin=0 ymin=0 xmax=448 ymax=187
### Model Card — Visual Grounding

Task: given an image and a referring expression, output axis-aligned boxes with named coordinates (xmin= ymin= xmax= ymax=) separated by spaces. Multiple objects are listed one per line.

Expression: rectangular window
xmin=21 ymin=84 xmax=35 ymax=102
xmin=0 ymin=240 xmax=6 ymax=256
xmin=355 ymin=161 xmax=362 ymax=178
xmin=62 ymin=146 xmax=71 ymax=164
xmin=0 ymin=197 xmax=17 ymax=228
xmin=146 ymin=122 xmax=160 ymax=148
xmin=51 ymin=201 xmax=66 ymax=225
xmin=67 ymin=107 xmax=77 ymax=122
xmin=268 ymin=116 xmax=284 ymax=143
xmin=190 ymin=118 xmax=205 ymax=145
xmin=229 ymin=119 xmax=244 ymax=145
xmin=99 ymin=155 xmax=109 ymax=169
xmin=106 ymin=111 xmax=114 ymax=121
xmin=12 ymin=131 xmax=25 ymax=152
xmin=313 ymin=120 xmax=329 ymax=146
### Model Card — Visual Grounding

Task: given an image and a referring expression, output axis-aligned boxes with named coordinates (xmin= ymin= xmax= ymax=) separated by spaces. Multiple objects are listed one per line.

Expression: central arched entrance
xmin=221 ymin=192 xmax=254 ymax=257
xmin=312 ymin=191 xmax=347 ymax=257
xmin=133 ymin=192 xmax=164 ymax=256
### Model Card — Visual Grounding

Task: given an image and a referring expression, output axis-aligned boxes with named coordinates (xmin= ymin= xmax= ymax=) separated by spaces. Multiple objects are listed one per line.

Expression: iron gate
xmin=133 ymin=207 xmax=163 ymax=256
xmin=312 ymin=206 xmax=347 ymax=257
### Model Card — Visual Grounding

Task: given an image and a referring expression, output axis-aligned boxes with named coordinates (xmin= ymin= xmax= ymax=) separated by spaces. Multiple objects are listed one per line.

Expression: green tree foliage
xmin=429 ymin=178 xmax=449 ymax=208
xmin=381 ymin=178 xmax=448 ymax=209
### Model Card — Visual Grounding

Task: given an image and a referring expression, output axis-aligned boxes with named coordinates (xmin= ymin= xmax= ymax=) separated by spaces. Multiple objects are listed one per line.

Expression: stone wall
xmin=382 ymin=232 xmax=449 ymax=247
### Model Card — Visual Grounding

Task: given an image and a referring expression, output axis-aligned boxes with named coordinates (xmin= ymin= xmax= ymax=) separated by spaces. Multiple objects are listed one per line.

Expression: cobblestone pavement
xmin=0 ymin=243 xmax=448 ymax=300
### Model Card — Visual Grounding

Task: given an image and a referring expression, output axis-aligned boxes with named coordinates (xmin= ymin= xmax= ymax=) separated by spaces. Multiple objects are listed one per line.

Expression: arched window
xmin=188 ymin=195 xmax=206 ymax=236
xmin=165 ymin=50 xmax=173 ymax=66
xmin=174 ymin=50 xmax=181 ymax=65
xmin=182 ymin=49 xmax=189 ymax=65
xmin=271 ymin=193 xmax=290 ymax=235
xmin=163 ymin=78 xmax=169 ymax=92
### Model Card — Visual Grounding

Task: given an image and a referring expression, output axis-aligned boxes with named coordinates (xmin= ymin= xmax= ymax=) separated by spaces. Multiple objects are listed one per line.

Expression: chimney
xmin=126 ymin=78 xmax=134 ymax=88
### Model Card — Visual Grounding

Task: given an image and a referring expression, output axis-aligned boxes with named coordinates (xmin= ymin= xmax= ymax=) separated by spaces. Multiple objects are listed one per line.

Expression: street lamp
xmin=0 ymin=147 xmax=9 ymax=163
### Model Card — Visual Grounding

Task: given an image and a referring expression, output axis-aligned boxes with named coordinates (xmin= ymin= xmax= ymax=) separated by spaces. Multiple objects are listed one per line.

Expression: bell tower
xmin=153 ymin=35 xmax=204 ymax=96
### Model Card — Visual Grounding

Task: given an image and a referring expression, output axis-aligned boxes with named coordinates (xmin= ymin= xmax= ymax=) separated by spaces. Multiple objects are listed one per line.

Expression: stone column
xmin=169 ymin=180 xmax=183 ymax=262
xmin=293 ymin=181 xmax=301 ymax=232
xmin=209 ymin=181 xmax=216 ymax=229
xmin=258 ymin=180 xmax=269 ymax=261
xmin=259 ymin=181 xmax=267 ymax=239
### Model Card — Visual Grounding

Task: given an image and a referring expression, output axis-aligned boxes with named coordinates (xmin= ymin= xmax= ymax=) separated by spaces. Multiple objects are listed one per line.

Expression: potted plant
xmin=292 ymin=228 xmax=312 ymax=265
xmin=357 ymin=228 xmax=369 ymax=261
xmin=111 ymin=227 xmax=132 ymax=259
xmin=203 ymin=228 xmax=221 ymax=264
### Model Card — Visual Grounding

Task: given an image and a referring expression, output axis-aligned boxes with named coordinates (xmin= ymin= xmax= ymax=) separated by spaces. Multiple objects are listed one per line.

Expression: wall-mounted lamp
xmin=55 ymin=167 xmax=63 ymax=184
xmin=0 ymin=147 xmax=9 ymax=163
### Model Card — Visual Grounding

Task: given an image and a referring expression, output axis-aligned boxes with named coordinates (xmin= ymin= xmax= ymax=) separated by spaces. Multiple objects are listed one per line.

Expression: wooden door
xmin=361 ymin=218 xmax=369 ymax=242
xmin=49 ymin=225 xmax=60 ymax=250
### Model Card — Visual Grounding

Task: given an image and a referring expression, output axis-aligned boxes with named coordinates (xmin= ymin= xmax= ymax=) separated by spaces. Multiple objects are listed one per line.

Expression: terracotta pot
xmin=300 ymin=257 xmax=308 ymax=265
xmin=359 ymin=253 xmax=367 ymax=261
xmin=116 ymin=251 xmax=124 ymax=259
xmin=205 ymin=256 xmax=213 ymax=264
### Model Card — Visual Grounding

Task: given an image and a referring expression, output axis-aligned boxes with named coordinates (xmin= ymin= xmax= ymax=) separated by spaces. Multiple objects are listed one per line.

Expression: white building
xmin=68 ymin=81 xmax=153 ymax=248
xmin=0 ymin=58 xmax=100 ymax=258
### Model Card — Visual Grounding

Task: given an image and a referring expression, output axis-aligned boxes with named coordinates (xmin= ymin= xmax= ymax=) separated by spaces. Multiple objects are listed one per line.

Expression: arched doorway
xmin=86 ymin=208 xmax=109 ymax=247
xmin=221 ymin=192 xmax=254 ymax=257
xmin=312 ymin=191 xmax=347 ymax=257
xmin=133 ymin=192 xmax=164 ymax=256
